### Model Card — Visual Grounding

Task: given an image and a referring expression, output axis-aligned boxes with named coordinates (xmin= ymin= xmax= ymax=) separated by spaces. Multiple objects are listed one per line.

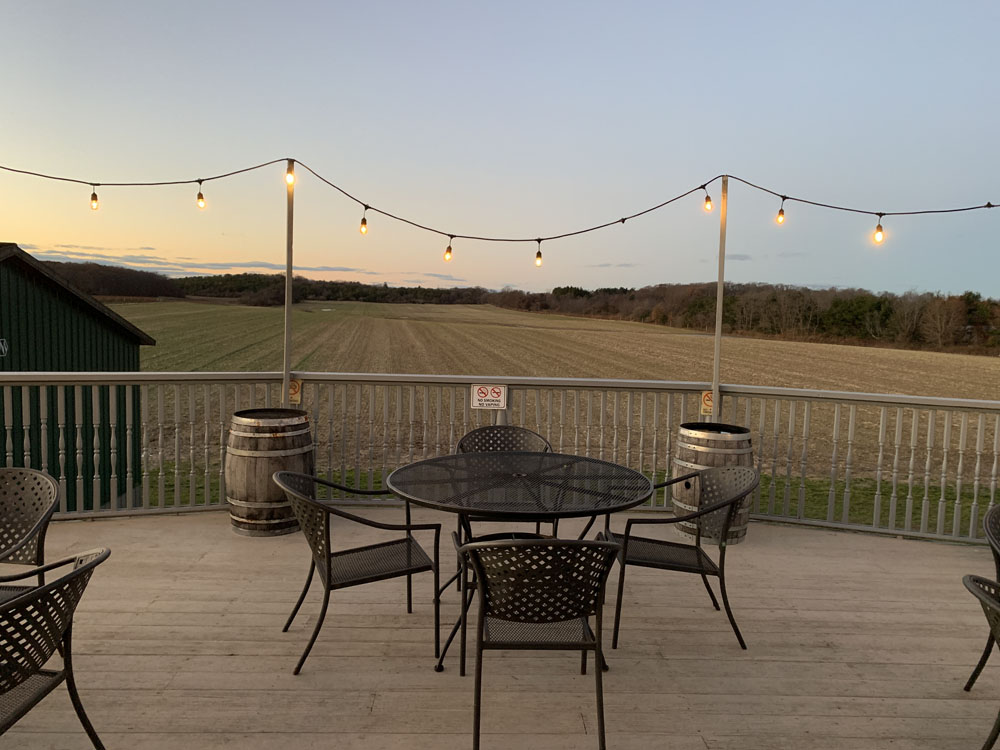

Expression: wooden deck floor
xmin=9 ymin=508 xmax=1000 ymax=749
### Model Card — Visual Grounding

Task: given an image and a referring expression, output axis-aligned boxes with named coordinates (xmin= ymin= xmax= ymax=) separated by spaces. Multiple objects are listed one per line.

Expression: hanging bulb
xmin=285 ymin=163 xmax=295 ymax=185
xmin=873 ymin=223 xmax=884 ymax=243
xmin=535 ymin=240 xmax=543 ymax=267
xmin=776 ymin=208 xmax=785 ymax=224
xmin=360 ymin=206 xmax=368 ymax=234
xmin=443 ymin=237 xmax=453 ymax=262
xmin=196 ymin=181 xmax=206 ymax=209
xmin=90 ymin=188 xmax=99 ymax=211
xmin=703 ymin=193 xmax=712 ymax=212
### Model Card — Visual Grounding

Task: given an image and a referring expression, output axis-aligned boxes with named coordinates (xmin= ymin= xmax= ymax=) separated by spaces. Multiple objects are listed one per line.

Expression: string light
xmin=196 ymin=180 xmax=206 ymax=210
xmin=535 ymin=239 xmax=542 ymax=267
xmin=443 ymin=236 xmax=453 ymax=262
xmin=359 ymin=205 xmax=368 ymax=235
xmin=2 ymin=161 xmax=995 ymax=261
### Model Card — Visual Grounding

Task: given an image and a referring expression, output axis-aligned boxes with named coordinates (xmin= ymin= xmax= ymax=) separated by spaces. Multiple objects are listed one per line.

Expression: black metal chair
xmin=0 ymin=547 xmax=110 ymax=748
xmin=456 ymin=535 xmax=621 ymax=750
xmin=273 ymin=471 xmax=441 ymax=675
xmin=966 ymin=505 xmax=1000 ymax=692
xmin=964 ymin=575 xmax=1000 ymax=749
xmin=600 ymin=465 xmax=760 ymax=650
xmin=456 ymin=425 xmax=556 ymax=537
xmin=0 ymin=468 xmax=59 ymax=597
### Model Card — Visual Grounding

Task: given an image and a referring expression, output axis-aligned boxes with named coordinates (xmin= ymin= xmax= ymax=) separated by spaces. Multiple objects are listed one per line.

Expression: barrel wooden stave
xmin=672 ymin=422 xmax=754 ymax=544
xmin=225 ymin=408 xmax=314 ymax=537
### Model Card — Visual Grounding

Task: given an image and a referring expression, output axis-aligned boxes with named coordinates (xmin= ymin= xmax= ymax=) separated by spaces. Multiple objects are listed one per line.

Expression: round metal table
xmin=388 ymin=451 xmax=652 ymax=673
xmin=386 ymin=451 xmax=654 ymax=521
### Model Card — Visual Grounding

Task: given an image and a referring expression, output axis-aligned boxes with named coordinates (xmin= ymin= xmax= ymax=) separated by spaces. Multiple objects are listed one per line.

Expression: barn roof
xmin=0 ymin=243 xmax=156 ymax=346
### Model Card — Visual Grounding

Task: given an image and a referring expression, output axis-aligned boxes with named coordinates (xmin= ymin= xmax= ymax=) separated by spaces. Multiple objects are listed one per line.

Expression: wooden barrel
xmin=225 ymin=408 xmax=314 ymax=537
xmin=672 ymin=422 xmax=754 ymax=544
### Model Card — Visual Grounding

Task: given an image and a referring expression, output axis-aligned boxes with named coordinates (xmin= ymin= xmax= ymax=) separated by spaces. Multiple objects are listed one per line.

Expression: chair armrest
xmin=324 ymin=503 xmax=440 ymax=533
xmin=651 ymin=470 xmax=700 ymax=491
xmin=0 ymin=548 xmax=93 ymax=583
xmin=622 ymin=493 xmax=747 ymax=537
xmin=311 ymin=476 xmax=391 ymax=497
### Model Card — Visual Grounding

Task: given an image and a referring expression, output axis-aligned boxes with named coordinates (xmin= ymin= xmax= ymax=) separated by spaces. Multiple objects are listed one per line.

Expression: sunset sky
xmin=2 ymin=1 xmax=997 ymax=296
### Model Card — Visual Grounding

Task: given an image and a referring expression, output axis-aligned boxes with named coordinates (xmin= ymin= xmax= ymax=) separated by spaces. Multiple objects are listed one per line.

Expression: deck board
xmin=7 ymin=509 xmax=999 ymax=749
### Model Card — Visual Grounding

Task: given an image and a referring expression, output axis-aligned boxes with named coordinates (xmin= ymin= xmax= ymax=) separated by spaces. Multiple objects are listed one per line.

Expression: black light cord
xmin=1 ymin=159 xmax=995 ymax=246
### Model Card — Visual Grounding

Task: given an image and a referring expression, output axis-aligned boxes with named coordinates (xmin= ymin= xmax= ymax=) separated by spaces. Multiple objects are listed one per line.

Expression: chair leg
xmin=293 ymin=587 xmax=330 ymax=675
xmin=701 ymin=572 xmax=721 ymax=610
xmin=983 ymin=705 xmax=1000 ymax=750
xmin=473 ymin=627 xmax=485 ymax=750
xmin=433 ymin=556 xmax=441 ymax=660
xmin=581 ymin=649 xmax=587 ymax=675
xmin=62 ymin=628 xmax=105 ymax=750
xmin=611 ymin=560 xmax=627 ymax=649
xmin=718 ymin=572 xmax=746 ymax=650
xmin=283 ymin=561 xmax=315 ymax=633
xmin=967 ymin=635 xmax=995 ymax=691
xmin=406 ymin=573 xmax=413 ymax=614
xmin=594 ymin=645 xmax=607 ymax=750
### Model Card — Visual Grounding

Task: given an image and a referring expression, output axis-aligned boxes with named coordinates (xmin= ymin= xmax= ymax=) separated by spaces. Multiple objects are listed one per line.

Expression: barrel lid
xmin=231 ymin=408 xmax=309 ymax=427
xmin=678 ymin=421 xmax=750 ymax=438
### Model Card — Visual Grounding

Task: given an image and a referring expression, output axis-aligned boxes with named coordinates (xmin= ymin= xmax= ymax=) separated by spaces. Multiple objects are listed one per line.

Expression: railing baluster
xmin=797 ymin=402 xmax=811 ymax=519
xmin=2 ymin=386 xmax=13 ymax=467
xmin=768 ymin=400 xmax=780 ymax=515
xmin=650 ymin=394 xmax=660 ymax=500
xmin=783 ymin=401 xmax=796 ymax=517
xmin=75 ymin=386 xmax=84 ymax=506
xmin=990 ymin=414 xmax=999 ymax=510
xmin=841 ymin=404 xmax=856 ymax=525
xmin=22 ymin=386 xmax=32 ymax=468
xmin=57 ymin=387 xmax=68 ymax=509
xmin=91 ymin=386 xmax=102 ymax=509
xmin=108 ymin=387 xmax=118 ymax=511
xmin=202 ymin=384 xmax=210 ymax=506
xmin=971 ymin=413 xmax=985 ymax=537
xmin=173 ymin=384 xmax=181 ymax=508
xmin=874 ymin=407 xmax=887 ymax=528
xmin=39 ymin=388 xmax=48 ymax=471
xmin=905 ymin=409 xmax=918 ymax=532
xmin=938 ymin=412 xmax=952 ymax=536
xmin=218 ymin=385 xmax=227 ymax=506
xmin=141 ymin=385 xmax=150 ymax=509
xmin=754 ymin=398 xmax=768 ymax=513
xmin=954 ymin=413 xmax=969 ymax=537
xmin=827 ymin=403 xmax=841 ymax=523
xmin=637 ymin=392 xmax=646 ymax=476
xmin=187 ymin=385 xmax=196 ymax=506
xmin=921 ymin=410 xmax=934 ymax=533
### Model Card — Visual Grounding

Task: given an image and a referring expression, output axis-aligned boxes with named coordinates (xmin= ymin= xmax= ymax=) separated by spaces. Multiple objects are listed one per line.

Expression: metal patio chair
xmin=600 ymin=465 xmax=760 ymax=650
xmin=966 ymin=504 xmax=1000 ymax=692
xmin=273 ymin=471 xmax=441 ymax=675
xmin=0 ymin=468 xmax=60 ymax=600
xmin=456 ymin=425 xmax=556 ymax=537
xmin=0 ymin=547 xmax=111 ymax=748
xmin=963 ymin=575 xmax=1000 ymax=749
xmin=456 ymin=535 xmax=621 ymax=750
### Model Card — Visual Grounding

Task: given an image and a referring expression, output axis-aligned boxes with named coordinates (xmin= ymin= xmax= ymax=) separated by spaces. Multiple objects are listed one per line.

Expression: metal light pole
xmin=711 ymin=175 xmax=728 ymax=421
xmin=282 ymin=159 xmax=294 ymax=407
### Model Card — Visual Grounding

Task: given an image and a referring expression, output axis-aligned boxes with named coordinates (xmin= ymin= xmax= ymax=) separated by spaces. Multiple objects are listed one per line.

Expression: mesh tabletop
xmin=387 ymin=452 xmax=652 ymax=520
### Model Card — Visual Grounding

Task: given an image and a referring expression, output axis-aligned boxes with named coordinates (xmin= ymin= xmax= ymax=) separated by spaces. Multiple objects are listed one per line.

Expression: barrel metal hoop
xmin=227 ymin=498 xmax=293 ymax=509
xmin=230 ymin=415 xmax=309 ymax=427
xmin=225 ymin=445 xmax=315 ymax=458
xmin=679 ymin=427 xmax=750 ymax=440
xmin=229 ymin=513 xmax=295 ymax=525
xmin=228 ymin=427 xmax=312 ymax=439
xmin=678 ymin=443 xmax=753 ymax=455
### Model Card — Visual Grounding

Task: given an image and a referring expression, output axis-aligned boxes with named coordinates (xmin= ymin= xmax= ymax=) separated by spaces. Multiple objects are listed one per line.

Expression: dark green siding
xmin=1 ymin=254 xmax=145 ymax=510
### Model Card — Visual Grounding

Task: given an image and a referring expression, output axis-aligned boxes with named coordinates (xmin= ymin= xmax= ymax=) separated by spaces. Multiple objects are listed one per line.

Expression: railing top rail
xmin=1 ymin=371 xmax=997 ymax=412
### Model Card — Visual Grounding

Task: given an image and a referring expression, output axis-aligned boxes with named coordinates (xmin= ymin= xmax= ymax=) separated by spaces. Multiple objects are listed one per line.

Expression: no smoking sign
xmin=471 ymin=384 xmax=507 ymax=409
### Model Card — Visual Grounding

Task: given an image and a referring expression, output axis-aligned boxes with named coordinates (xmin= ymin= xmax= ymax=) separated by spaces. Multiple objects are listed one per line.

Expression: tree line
xmin=46 ymin=262 xmax=1000 ymax=353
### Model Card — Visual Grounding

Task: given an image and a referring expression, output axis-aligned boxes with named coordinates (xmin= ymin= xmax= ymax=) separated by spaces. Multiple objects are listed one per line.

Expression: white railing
xmin=2 ymin=371 xmax=998 ymax=542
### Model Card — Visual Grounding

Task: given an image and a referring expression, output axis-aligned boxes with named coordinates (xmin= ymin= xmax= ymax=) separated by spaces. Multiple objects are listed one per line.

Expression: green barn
xmin=0 ymin=242 xmax=155 ymax=511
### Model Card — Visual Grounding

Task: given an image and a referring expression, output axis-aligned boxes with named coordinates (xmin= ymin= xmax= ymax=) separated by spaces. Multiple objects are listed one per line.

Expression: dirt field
xmin=112 ymin=300 xmax=1000 ymax=402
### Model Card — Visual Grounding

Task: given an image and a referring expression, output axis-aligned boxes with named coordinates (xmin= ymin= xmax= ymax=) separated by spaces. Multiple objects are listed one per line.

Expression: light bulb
xmin=776 ymin=208 xmax=785 ymax=224
xmin=873 ymin=223 xmax=884 ymax=243
xmin=197 ymin=191 xmax=206 ymax=209
xmin=90 ymin=190 xmax=99 ymax=210
xmin=444 ymin=243 xmax=452 ymax=262
xmin=535 ymin=249 xmax=543 ymax=267
xmin=285 ymin=168 xmax=295 ymax=185
xmin=703 ymin=195 xmax=712 ymax=212
xmin=360 ymin=216 xmax=368 ymax=234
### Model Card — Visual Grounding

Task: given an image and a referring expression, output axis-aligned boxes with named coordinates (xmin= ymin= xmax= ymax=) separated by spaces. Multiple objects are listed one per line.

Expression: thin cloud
xmin=587 ymin=262 xmax=637 ymax=268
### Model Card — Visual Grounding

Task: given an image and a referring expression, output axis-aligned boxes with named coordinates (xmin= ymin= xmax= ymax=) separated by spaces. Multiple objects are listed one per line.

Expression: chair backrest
xmin=272 ymin=472 xmax=329 ymax=569
xmin=965 ymin=575 xmax=1000 ymax=641
xmin=984 ymin=505 xmax=1000 ymax=579
xmin=461 ymin=538 xmax=620 ymax=623
xmin=456 ymin=425 xmax=552 ymax=454
xmin=0 ymin=468 xmax=59 ymax=566
xmin=690 ymin=466 xmax=760 ymax=545
xmin=0 ymin=548 xmax=109 ymax=695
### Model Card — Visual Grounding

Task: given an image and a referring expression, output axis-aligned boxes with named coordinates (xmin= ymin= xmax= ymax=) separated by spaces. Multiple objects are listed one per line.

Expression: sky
xmin=2 ymin=1 xmax=998 ymax=297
